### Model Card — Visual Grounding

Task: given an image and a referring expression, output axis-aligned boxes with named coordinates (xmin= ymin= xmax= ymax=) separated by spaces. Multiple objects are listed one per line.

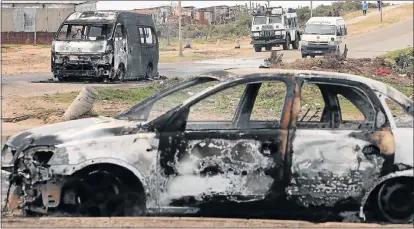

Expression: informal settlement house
xmin=1 ymin=1 xmax=97 ymax=44
xmin=134 ymin=4 xmax=249 ymax=26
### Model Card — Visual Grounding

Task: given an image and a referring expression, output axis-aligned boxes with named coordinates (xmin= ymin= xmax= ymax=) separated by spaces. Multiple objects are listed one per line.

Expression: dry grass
xmin=347 ymin=4 xmax=413 ymax=35
xmin=343 ymin=9 xmax=376 ymax=21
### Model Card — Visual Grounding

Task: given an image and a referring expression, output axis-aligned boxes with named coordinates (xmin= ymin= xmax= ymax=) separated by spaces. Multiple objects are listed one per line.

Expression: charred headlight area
xmin=12 ymin=146 xmax=55 ymax=186
xmin=52 ymin=54 xmax=114 ymax=79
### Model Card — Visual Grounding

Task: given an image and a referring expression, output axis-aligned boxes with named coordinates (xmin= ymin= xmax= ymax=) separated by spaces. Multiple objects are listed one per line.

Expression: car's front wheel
xmin=61 ymin=170 xmax=146 ymax=217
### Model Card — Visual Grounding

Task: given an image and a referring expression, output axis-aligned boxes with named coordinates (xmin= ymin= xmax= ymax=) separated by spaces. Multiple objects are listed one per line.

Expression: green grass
xmin=380 ymin=47 xmax=414 ymax=59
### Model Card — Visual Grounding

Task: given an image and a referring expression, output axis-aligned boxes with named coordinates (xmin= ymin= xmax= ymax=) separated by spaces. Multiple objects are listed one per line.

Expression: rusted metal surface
xmin=2 ymin=69 xmax=412 ymax=224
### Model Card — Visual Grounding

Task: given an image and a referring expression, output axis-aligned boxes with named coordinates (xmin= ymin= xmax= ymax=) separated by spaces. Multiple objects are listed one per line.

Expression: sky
xmin=96 ymin=1 xmax=412 ymax=10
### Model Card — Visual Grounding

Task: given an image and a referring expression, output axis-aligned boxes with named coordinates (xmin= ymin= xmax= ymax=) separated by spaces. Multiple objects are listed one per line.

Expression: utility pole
xmin=380 ymin=0 xmax=383 ymax=22
xmin=178 ymin=0 xmax=183 ymax=57
xmin=310 ymin=1 xmax=313 ymax=17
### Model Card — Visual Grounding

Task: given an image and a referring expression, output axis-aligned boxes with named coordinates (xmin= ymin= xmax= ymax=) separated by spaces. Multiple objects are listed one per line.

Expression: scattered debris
xmin=2 ymin=115 xmax=32 ymax=123
xmin=376 ymin=69 xmax=392 ymax=75
xmin=62 ymin=86 xmax=98 ymax=121
xmin=261 ymin=50 xmax=283 ymax=68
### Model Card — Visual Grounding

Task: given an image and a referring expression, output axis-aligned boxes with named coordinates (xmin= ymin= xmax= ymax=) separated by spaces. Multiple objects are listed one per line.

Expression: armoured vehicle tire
xmin=283 ymin=35 xmax=290 ymax=50
xmin=254 ymin=46 xmax=262 ymax=52
xmin=292 ymin=36 xmax=299 ymax=50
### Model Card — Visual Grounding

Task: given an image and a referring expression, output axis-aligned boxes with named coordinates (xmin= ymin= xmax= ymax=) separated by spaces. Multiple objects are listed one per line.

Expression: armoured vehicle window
xmin=253 ymin=16 xmax=266 ymax=25
xmin=269 ymin=16 xmax=282 ymax=24
xmin=250 ymin=82 xmax=286 ymax=122
xmin=187 ymin=84 xmax=246 ymax=122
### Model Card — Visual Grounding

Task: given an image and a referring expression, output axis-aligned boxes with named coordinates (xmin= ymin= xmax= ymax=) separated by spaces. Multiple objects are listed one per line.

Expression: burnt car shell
xmin=2 ymin=69 xmax=413 ymax=223
xmin=51 ymin=11 xmax=159 ymax=81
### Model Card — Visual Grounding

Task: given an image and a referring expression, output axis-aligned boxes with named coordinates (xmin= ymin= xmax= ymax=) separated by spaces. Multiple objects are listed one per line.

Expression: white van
xmin=301 ymin=17 xmax=347 ymax=58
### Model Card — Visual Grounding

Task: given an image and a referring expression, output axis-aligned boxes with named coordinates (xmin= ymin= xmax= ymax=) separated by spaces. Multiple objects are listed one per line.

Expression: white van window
xmin=304 ymin=24 xmax=336 ymax=35
xmin=253 ymin=16 xmax=266 ymax=25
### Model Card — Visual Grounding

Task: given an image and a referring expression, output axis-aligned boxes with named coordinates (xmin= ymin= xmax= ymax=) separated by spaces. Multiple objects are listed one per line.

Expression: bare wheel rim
xmin=377 ymin=179 xmax=414 ymax=223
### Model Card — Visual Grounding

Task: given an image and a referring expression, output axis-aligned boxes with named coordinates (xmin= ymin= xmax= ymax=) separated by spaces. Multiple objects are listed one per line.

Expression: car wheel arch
xmin=52 ymin=158 xmax=151 ymax=201
xmin=359 ymin=169 xmax=413 ymax=221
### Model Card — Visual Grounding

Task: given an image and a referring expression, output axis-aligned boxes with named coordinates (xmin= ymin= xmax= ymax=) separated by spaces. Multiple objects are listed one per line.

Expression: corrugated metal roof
xmin=2 ymin=1 xmax=89 ymax=4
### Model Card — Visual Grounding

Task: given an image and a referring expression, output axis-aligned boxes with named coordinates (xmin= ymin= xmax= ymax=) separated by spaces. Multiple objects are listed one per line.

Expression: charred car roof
xmin=65 ymin=11 xmax=119 ymax=23
xmin=63 ymin=11 xmax=153 ymax=24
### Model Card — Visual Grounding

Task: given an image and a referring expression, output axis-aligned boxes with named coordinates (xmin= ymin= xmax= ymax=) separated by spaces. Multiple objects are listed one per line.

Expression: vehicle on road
xmin=250 ymin=7 xmax=301 ymax=52
xmin=51 ymin=11 xmax=159 ymax=82
xmin=301 ymin=17 xmax=347 ymax=58
xmin=2 ymin=69 xmax=413 ymax=224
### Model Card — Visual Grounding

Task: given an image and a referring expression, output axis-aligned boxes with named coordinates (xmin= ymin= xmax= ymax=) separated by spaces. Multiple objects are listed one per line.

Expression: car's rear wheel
xmin=254 ymin=46 xmax=262 ymax=52
xmin=265 ymin=45 xmax=272 ymax=51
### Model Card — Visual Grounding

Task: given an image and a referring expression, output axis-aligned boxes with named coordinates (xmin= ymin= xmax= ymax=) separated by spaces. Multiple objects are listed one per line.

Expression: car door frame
xmin=155 ymin=75 xmax=298 ymax=207
xmin=289 ymin=77 xmax=396 ymax=207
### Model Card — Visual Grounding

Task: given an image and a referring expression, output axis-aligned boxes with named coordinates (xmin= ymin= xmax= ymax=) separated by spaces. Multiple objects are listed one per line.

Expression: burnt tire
xmin=283 ymin=36 xmax=290 ymax=50
xmin=254 ymin=46 xmax=262 ymax=52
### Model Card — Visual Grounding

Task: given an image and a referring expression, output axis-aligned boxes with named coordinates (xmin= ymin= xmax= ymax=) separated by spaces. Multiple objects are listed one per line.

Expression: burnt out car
xmin=2 ymin=69 xmax=413 ymax=223
xmin=51 ymin=11 xmax=159 ymax=81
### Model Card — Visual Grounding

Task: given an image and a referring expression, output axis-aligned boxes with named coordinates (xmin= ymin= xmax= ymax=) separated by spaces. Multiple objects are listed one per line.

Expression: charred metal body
xmin=51 ymin=11 xmax=159 ymax=81
xmin=2 ymin=69 xmax=413 ymax=223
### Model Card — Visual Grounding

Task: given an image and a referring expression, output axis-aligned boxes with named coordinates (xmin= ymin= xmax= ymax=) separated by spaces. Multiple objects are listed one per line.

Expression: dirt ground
xmin=1 ymin=39 xmax=253 ymax=75
xmin=347 ymin=4 xmax=413 ymax=35
xmin=2 ymin=4 xmax=412 ymax=75
xmin=1 ymin=216 xmax=412 ymax=228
